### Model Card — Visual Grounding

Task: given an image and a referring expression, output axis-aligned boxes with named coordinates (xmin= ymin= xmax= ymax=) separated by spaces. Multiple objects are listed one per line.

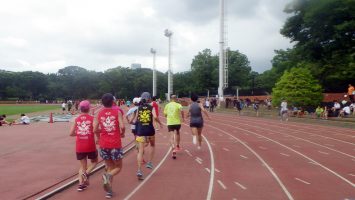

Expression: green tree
xmin=272 ymin=67 xmax=323 ymax=107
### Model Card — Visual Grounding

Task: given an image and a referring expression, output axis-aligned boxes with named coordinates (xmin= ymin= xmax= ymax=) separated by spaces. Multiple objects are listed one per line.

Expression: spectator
xmin=315 ymin=106 xmax=324 ymax=118
xmin=12 ymin=114 xmax=30 ymax=125
xmin=280 ymin=99 xmax=289 ymax=121
xmin=331 ymin=100 xmax=341 ymax=117
xmin=339 ymin=105 xmax=351 ymax=118
xmin=0 ymin=114 xmax=11 ymax=126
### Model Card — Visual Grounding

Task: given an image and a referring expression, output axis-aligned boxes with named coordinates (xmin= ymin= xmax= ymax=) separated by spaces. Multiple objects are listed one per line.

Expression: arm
xmin=153 ymin=107 xmax=163 ymax=128
xmin=93 ymin=117 xmax=100 ymax=143
xmin=200 ymin=103 xmax=211 ymax=120
xmin=118 ymin=112 xmax=125 ymax=137
xmin=164 ymin=105 xmax=168 ymax=117
xmin=186 ymin=105 xmax=191 ymax=118
xmin=180 ymin=108 xmax=185 ymax=123
xmin=69 ymin=122 xmax=76 ymax=136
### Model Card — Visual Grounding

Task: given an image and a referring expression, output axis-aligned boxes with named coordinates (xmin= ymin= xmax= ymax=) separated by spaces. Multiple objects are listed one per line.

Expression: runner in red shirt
xmin=69 ymin=100 xmax=98 ymax=192
xmin=151 ymin=96 xmax=160 ymax=130
xmin=94 ymin=93 xmax=125 ymax=199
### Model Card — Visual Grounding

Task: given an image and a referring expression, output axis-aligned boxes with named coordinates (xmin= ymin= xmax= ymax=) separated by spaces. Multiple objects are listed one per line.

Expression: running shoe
xmin=102 ymin=173 xmax=112 ymax=192
xmin=105 ymin=192 xmax=113 ymax=199
xmin=192 ymin=136 xmax=197 ymax=145
xmin=176 ymin=145 xmax=181 ymax=151
xmin=137 ymin=170 xmax=144 ymax=180
xmin=172 ymin=150 xmax=177 ymax=159
xmin=146 ymin=162 xmax=153 ymax=169
xmin=82 ymin=172 xmax=89 ymax=186
xmin=77 ymin=184 xmax=87 ymax=192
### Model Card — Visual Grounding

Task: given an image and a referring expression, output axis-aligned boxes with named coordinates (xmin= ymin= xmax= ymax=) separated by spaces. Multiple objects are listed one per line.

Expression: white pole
xmin=237 ymin=88 xmax=239 ymax=100
xmin=164 ymin=29 xmax=173 ymax=101
xmin=218 ymin=0 xmax=225 ymax=101
xmin=151 ymin=48 xmax=157 ymax=96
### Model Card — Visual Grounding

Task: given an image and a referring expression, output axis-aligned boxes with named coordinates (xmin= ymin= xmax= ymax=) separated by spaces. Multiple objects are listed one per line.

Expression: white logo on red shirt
xmin=77 ymin=120 xmax=92 ymax=136
xmin=101 ymin=116 xmax=116 ymax=133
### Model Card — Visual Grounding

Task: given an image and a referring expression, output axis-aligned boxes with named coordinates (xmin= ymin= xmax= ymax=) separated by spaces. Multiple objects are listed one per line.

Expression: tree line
xmin=0 ymin=0 xmax=353 ymax=103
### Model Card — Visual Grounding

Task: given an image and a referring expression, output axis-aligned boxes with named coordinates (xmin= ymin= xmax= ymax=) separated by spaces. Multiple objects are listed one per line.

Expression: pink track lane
xmin=207 ymin=113 xmax=355 ymax=199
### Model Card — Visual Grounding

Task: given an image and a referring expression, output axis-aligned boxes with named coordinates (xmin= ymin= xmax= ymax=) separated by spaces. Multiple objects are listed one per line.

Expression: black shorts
xmin=168 ymin=125 xmax=181 ymax=132
xmin=190 ymin=122 xmax=203 ymax=128
xmin=76 ymin=151 xmax=98 ymax=160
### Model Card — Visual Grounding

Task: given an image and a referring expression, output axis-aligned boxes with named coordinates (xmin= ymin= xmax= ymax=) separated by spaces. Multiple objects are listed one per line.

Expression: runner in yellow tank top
xmin=164 ymin=95 xmax=184 ymax=159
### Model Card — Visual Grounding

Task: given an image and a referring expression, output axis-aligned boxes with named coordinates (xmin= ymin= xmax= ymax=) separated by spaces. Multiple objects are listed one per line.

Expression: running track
xmin=1 ymin=112 xmax=354 ymax=199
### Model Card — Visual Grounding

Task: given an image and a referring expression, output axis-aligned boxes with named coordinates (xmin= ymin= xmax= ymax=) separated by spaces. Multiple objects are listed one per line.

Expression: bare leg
xmin=137 ymin=142 xmax=144 ymax=171
xmin=170 ymin=133 xmax=176 ymax=149
xmin=176 ymin=130 xmax=181 ymax=147
xmin=148 ymin=138 xmax=155 ymax=162
xmin=79 ymin=158 xmax=88 ymax=184
xmin=197 ymin=128 xmax=203 ymax=148
xmin=86 ymin=158 xmax=98 ymax=174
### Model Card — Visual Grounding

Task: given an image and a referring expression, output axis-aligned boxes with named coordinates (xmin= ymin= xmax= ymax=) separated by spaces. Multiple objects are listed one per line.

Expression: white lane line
xmin=229 ymin=137 xmax=234 ymax=140
xmin=258 ymin=136 xmax=264 ymax=139
xmin=205 ymin=168 xmax=211 ymax=173
xmin=223 ymin=148 xmax=230 ymax=152
xmin=318 ymin=151 xmax=329 ymax=155
xmin=206 ymin=124 xmax=294 ymax=200
xmin=195 ymin=158 xmax=202 ymax=165
xmin=324 ymin=144 xmax=335 ymax=147
xmin=259 ymin=146 xmax=267 ymax=150
xmin=196 ymin=157 xmax=203 ymax=162
xmin=219 ymin=134 xmax=223 ymax=137
xmin=292 ymin=145 xmax=301 ymax=148
xmin=123 ymin=148 xmax=172 ymax=200
xmin=240 ymin=155 xmax=248 ymax=159
xmin=215 ymin=168 xmax=221 ymax=173
xmin=242 ymin=132 xmax=249 ymax=136
xmin=295 ymin=178 xmax=311 ymax=185
xmin=211 ymin=120 xmax=355 ymax=188
xmin=348 ymin=173 xmax=355 ymax=177
xmin=217 ymin=180 xmax=227 ymax=190
xmin=185 ymin=149 xmax=193 ymax=157
xmin=210 ymin=142 xmax=216 ymax=146
xmin=308 ymin=161 xmax=318 ymax=166
xmin=280 ymin=153 xmax=290 ymax=157
xmin=234 ymin=181 xmax=247 ymax=190
xmin=201 ymin=134 xmax=215 ymax=200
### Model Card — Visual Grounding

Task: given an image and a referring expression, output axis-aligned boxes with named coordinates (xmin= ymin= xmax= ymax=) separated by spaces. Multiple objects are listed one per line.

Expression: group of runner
xmin=70 ymin=92 xmax=210 ymax=198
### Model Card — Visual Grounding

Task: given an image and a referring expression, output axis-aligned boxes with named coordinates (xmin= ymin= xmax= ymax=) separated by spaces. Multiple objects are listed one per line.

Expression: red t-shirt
xmin=75 ymin=114 xmax=96 ymax=153
xmin=98 ymin=108 xmax=122 ymax=149
xmin=152 ymin=101 xmax=159 ymax=117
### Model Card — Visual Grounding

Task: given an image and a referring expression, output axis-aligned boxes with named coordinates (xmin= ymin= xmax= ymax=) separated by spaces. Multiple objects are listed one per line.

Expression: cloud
xmin=0 ymin=0 xmax=292 ymax=74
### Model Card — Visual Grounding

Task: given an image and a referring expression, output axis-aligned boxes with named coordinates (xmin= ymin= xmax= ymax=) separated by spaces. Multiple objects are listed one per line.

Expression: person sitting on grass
xmin=315 ymin=106 xmax=324 ymax=119
xmin=12 ymin=114 xmax=30 ymax=125
xmin=69 ymin=100 xmax=98 ymax=192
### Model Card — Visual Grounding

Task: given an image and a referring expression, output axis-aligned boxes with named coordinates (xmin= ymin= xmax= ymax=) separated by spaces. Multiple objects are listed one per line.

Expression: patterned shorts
xmin=99 ymin=148 xmax=123 ymax=160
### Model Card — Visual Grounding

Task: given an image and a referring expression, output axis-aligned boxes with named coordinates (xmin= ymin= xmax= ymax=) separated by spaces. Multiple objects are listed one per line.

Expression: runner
xmin=94 ymin=93 xmax=125 ymax=199
xmin=69 ymin=100 xmax=98 ymax=192
xmin=135 ymin=92 xmax=162 ymax=180
xmin=151 ymin=96 xmax=160 ymax=130
xmin=62 ymin=101 xmax=66 ymax=114
xmin=164 ymin=95 xmax=185 ymax=159
xmin=280 ymin=99 xmax=289 ymax=121
xmin=126 ymin=97 xmax=140 ymax=137
xmin=187 ymin=94 xmax=210 ymax=150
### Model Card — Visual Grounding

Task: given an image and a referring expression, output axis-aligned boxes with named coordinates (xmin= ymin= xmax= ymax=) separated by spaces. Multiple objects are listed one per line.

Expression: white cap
xmin=133 ymin=97 xmax=141 ymax=104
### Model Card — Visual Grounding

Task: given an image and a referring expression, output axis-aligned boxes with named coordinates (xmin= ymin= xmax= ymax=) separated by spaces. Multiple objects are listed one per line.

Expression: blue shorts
xmin=99 ymin=148 xmax=123 ymax=160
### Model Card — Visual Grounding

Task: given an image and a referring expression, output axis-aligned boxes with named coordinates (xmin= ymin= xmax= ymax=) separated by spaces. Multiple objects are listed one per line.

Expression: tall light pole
xmin=218 ymin=0 xmax=225 ymax=101
xmin=164 ymin=29 xmax=173 ymax=101
xmin=150 ymin=48 xmax=157 ymax=97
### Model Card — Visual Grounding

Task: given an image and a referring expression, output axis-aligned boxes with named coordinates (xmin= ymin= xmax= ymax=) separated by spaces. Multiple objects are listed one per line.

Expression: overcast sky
xmin=0 ymin=0 xmax=292 ymax=74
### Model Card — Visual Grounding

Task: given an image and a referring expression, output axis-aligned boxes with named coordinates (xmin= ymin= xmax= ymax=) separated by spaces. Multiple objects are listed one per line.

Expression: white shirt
xmin=205 ymin=100 xmax=210 ymax=107
xmin=343 ymin=106 xmax=350 ymax=114
xmin=62 ymin=103 xmax=66 ymax=108
xmin=334 ymin=102 xmax=341 ymax=109
xmin=21 ymin=116 xmax=30 ymax=124
xmin=281 ymin=101 xmax=287 ymax=111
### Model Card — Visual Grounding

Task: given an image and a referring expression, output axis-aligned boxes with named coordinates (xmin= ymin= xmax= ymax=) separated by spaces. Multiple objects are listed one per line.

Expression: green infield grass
xmin=0 ymin=104 xmax=60 ymax=116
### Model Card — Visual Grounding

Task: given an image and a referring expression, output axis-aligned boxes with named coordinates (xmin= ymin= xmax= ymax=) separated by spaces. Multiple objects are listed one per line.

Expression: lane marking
xmin=318 ymin=151 xmax=329 ymax=155
xmin=205 ymin=168 xmax=211 ymax=173
xmin=348 ymin=173 xmax=355 ymax=177
xmin=280 ymin=153 xmax=290 ymax=157
xmin=201 ymin=134 xmax=215 ymax=200
xmin=324 ymin=144 xmax=335 ymax=147
xmin=196 ymin=157 xmax=203 ymax=162
xmin=210 ymin=120 xmax=355 ymax=188
xmin=292 ymin=145 xmax=301 ymax=148
xmin=308 ymin=161 xmax=318 ymax=166
xmin=195 ymin=158 xmax=202 ymax=165
xmin=234 ymin=181 xmax=247 ymax=190
xmin=123 ymin=147 xmax=172 ymax=200
xmin=185 ymin=149 xmax=193 ymax=157
xmin=259 ymin=146 xmax=267 ymax=150
xmin=223 ymin=148 xmax=230 ymax=152
xmin=217 ymin=180 xmax=227 ymax=190
xmin=215 ymin=168 xmax=221 ymax=173
xmin=295 ymin=178 xmax=311 ymax=185
xmin=205 ymin=124 xmax=294 ymax=200
xmin=210 ymin=142 xmax=216 ymax=146
xmin=240 ymin=155 xmax=248 ymax=159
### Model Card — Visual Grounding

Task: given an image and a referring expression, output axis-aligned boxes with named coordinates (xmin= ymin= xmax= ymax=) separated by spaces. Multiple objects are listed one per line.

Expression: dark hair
xmin=21 ymin=114 xmax=25 ymax=116
xmin=101 ymin=93 xmax=114 ymax=108
xmin=152 ymin=96 xmax=157 ymax=101
xmin=2 ymin=114 xmax=5 ymax=118
xmin=191 ymin=94 xmax=198 ymax=102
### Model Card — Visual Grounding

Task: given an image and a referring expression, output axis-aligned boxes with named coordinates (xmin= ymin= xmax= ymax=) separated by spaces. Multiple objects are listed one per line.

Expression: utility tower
xmin=164 ymin=29 xmax=173 ymax=101
xmin=150 ymin=48 xmax=157 ymax=96
xmin=218 ymin=0 xmax=229 ymax=101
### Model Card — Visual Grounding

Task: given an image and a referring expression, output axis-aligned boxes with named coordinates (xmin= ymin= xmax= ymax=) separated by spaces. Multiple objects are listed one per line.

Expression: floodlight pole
xmin=218 ymin=0 xmax=225 ymax=101
xmin=164 ymin=29 xmax=173 ymax=101
xmin=150 ymin=48 xmax=157 ymax=96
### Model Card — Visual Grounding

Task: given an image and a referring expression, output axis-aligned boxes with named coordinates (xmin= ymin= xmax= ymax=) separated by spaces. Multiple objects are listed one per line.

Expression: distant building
xmin=131 ymin=63 xmax=141 ymax=69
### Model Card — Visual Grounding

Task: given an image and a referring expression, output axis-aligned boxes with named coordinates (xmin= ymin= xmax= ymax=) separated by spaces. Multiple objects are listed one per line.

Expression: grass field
xmin=0 ymin=104 xmax=60 ymax=116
